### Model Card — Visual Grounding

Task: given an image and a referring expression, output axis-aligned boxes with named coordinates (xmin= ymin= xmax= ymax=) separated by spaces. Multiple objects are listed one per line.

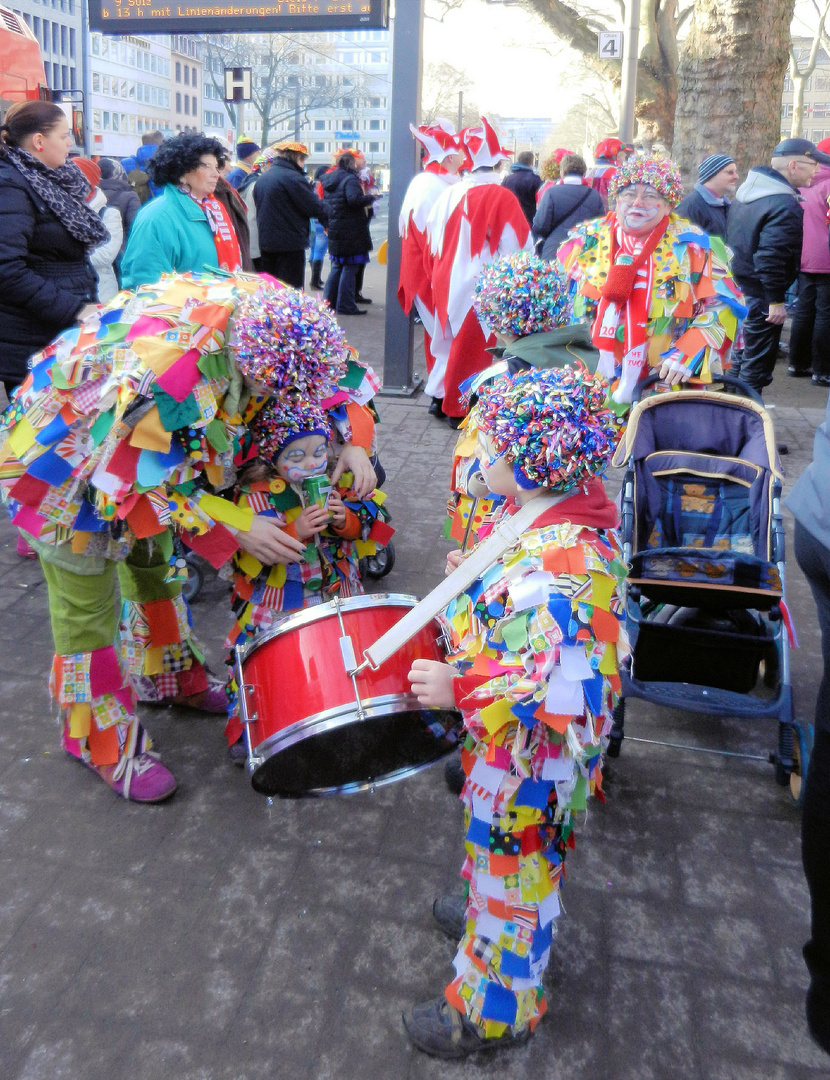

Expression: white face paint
xmin=275 ymin=434 xmax=329 ymax=483
xmin=614 ymin=184 xmax=671 ymax=237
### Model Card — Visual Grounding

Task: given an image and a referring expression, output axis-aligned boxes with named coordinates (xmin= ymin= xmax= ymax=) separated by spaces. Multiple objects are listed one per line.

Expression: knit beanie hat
xmin=698 ymin=154 xmax=735 ymax=184
xmin=237 ymin=136 xmax=261 ymax=159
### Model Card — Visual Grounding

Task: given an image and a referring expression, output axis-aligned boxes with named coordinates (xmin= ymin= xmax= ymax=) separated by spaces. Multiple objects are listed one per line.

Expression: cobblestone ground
xmin=0 ymin=264 xmax=829 ymax=1078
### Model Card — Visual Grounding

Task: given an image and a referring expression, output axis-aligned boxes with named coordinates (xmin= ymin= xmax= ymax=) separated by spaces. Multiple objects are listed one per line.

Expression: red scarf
xmin=200 ymin=195 xmax=242 ymax=272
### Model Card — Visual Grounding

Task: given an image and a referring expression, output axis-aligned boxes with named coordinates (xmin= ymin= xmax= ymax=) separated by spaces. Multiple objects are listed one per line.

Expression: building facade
xmin=781 ymin=40 xmax=830 ymax=143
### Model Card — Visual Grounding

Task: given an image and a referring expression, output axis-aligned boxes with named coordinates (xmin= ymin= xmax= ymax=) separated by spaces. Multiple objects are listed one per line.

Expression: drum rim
xmin=248 ymin=692 xmax=461 ymax=797
xmin=236 ymin=592 xmax=424 ymax=664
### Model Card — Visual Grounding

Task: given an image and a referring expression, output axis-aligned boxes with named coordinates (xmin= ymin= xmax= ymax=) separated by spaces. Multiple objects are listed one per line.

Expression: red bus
xmin=0 ymin=5 xmax=48 ymax=118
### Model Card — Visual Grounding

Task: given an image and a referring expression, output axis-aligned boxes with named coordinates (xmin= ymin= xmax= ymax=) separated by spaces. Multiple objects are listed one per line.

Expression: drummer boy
xmin=222 ymin=392 xmax=393 ymax=761
xmin=404 ymin=365 xmax=627 ymax=1059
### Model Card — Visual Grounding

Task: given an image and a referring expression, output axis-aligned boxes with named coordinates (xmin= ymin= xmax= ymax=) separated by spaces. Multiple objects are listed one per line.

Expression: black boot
xmin=309 ymin=260 xmax=324 ymax=289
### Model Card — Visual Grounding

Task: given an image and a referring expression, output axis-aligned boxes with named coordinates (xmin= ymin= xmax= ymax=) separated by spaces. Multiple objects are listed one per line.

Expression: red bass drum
xmin=235 ymin=593 xmax=462 ymax=797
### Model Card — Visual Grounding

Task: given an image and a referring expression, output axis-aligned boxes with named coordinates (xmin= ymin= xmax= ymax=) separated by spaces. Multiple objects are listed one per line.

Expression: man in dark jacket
xmin=727 ymin=138 xmax=830 ymax=393
xmin=501 ymin=151 xmax=543 ymax=225
xmin=674 ymin=153 xmax=738 ymax=239
xmin=532 ymin=153 xmax=604 ymax=260
xmin=253 ymin=141 xmax=327 ymax=289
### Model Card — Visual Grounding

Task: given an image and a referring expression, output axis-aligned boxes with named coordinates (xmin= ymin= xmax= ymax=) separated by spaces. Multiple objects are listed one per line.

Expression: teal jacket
xmin=120 ymin=184 xmax=219 ymax=289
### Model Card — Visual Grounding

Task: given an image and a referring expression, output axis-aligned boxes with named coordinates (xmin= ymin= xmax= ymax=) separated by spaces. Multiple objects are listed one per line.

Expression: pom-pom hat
xmin=229 ymin=284 xmax=349 ymax=397
xmin=474 ymin=253 xmax=574 ymax=338
xmin=475 ymin=367 xmax=622 ymax=493
xmin=608 ymin=156 xmax=684 ymax=207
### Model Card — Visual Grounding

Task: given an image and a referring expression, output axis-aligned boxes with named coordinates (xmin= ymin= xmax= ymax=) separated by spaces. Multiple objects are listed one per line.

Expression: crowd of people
xmin=0 ymin=96 xmax=829 ymax=1064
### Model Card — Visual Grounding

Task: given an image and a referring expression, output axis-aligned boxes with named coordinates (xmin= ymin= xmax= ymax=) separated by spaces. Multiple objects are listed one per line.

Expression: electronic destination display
xmin=88 ymin=0 xmax=389 ymax=35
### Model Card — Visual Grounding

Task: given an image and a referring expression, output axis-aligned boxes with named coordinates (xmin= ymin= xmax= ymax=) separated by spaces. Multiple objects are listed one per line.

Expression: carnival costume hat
xmin=409 ymin=118 xmax=461 ymax=165
xmin=475 ymin=367 xmax=621 ymax=493
xmin=229 ymin=285 xmax=349 ymax=399
xmin=474 ymin=252 xmax=574 ymax=338
xmin=249 ymin=393 xmax=330 ymax=466
xmin=274 ymin=140 xmax=309 ymax=155
xmin=608 ymin=155 xmax=684 ymax=207
xmin=594 ymin=136 xmax=634 ymax=162
xmin=540 ymin=147 xmax=575 ymax=181
xmin=462 ymin=117 xmax=513 ymax=170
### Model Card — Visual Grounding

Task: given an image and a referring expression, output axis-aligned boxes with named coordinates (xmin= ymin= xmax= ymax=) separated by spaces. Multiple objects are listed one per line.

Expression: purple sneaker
xmin=89 ymin=752 xmax=177 ymax=803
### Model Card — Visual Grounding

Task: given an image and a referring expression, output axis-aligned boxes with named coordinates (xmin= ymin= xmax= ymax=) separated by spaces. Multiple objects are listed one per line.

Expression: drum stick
xmin=356 ymin=493 xmax=565 ymax=674
xmin=459 ymin=497 xmax=478 ymax=555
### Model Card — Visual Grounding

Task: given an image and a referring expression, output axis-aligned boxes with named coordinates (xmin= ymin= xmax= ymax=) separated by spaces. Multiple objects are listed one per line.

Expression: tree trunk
xmin=791 ymin=70 xmax=805 ymax=138
xmin=672 ymin=0 xmax=794 ymax=186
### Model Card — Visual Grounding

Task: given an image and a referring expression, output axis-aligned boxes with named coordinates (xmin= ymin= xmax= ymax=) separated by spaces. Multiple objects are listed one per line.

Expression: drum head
xmin=249 ymin=703 xmax=461 ymax=798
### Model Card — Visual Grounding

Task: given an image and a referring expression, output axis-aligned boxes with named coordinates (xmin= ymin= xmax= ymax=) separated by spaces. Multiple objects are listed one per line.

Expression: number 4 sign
xmin=598 ymin=31 xmax=623 ymax=59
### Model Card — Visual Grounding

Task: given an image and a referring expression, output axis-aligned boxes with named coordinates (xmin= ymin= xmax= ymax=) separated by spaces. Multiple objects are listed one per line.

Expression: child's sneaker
xmin=87 ymin=752 xmax=177 ymax=803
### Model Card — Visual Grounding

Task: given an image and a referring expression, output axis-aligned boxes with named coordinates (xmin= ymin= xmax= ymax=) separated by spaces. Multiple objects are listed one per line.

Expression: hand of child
xmin=236 ymin=516 xmax=306 ymax=564
xmin=327 ymin=489 xmax=347 ymax=528
xmin=408 ymin=659 xmax=457 ymax=709
xmin=445 ymin=550 xmax=467 ymax=576
xmin=332 ymin=444 xmax=377 ymax=499
xmin=295 ymin=504 xmax=331 ymax=540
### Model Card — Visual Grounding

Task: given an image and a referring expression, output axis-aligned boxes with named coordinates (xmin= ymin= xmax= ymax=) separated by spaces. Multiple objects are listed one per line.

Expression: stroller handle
xmin=631 ymin=371 xmax=764 ymax=406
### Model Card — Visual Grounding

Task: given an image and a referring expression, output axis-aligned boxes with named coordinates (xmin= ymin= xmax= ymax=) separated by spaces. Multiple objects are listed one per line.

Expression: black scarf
xmin=0 ymin=143 xmax=109 ymax=247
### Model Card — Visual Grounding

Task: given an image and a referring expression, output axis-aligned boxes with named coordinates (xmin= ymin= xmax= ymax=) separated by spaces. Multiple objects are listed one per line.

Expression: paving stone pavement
xmin=1 ymin=264 xmax=830 ymax=1079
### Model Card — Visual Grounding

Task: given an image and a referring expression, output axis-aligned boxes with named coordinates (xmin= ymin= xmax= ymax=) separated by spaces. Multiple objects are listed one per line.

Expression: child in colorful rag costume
xmin=222 ymin=387 xmax=392 ymax=756
xmin=558 ymin=156 xmax=747 ymax=405
xmin=0 ymin=273 xmax=378 ymax=802
xmin=404 ymin=365 xmax=628 ymax=1059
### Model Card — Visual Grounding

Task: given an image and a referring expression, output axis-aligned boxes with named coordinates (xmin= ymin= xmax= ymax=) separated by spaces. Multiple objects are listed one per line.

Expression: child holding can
xmin=222 ymin=393 xmax=393 ymax=759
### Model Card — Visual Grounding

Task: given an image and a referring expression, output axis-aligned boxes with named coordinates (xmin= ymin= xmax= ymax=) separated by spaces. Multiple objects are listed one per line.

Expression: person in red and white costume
xmin=397 ymin=119 xmax=464 ymax=416
xmin=587 ymin=136 xmax=634 ymax=211
xmin=424 ymin=117 xmax=532 ymax=424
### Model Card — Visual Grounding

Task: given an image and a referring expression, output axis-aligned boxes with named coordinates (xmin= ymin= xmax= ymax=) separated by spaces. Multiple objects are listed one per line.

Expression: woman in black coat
xmin=98 ymin=157 xmax=141 ymax=264
xmin=0 ymin=101 xmax=104 ymax=397
xmin=532 ymin=153 xmax=605 ymax=262
xmin=320 ymin=152 xmax=380 ymax=315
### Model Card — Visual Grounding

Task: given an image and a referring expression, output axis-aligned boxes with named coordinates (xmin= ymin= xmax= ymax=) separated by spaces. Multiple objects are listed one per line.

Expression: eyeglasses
xmin=617 ymin=189 xmax=665 ymax=205
xmin=792 ymin=158 xmax=819 ymax=168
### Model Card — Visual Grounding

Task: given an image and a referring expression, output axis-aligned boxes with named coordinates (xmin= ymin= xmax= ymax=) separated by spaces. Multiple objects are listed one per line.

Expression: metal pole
xmin=619 ymin=0 xmax=641 ymax=144
xmin=381 ymin=0 xmax=425 ymax=396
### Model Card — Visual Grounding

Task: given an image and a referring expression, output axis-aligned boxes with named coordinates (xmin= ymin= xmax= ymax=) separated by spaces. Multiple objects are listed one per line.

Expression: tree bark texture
xmin=672 ymin=0 xmax=795 ymax=185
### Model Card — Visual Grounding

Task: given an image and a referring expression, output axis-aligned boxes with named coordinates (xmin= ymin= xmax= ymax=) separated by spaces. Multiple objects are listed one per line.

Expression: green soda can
xmin=302 ymin=474 xmax=332 ymax=514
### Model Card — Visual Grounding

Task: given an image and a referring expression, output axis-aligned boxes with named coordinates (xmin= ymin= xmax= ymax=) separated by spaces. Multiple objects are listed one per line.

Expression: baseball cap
xmin=772 ymin=137 xmax=830 ymax=165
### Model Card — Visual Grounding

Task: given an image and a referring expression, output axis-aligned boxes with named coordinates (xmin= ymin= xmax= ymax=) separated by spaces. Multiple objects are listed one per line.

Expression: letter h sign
xmin=224 ymin=67 xmax=252 ymax=103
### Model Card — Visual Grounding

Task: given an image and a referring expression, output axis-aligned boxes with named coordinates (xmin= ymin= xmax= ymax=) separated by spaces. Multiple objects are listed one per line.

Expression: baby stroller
xmin=608 ymin=374 xmax=810 ymax=806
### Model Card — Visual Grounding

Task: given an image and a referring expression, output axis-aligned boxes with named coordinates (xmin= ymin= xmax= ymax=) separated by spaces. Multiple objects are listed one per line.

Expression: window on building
xmin=51 ymin=23 xmax=58 ymax=52
xmin=91 ymin=32 xmax=99 ymax=54
xmin=102 ymin=75 xmax=110 ymax=95
xmin=69 ymin=27 xmax=74 ymax=58
xmin=784 ymin=75 xmax=793 ymax=93
xmin=192 ymin=96 xmax=197 ymax=115
xmin=121 ymin=78 xmax=127 ymax=98
xmin=314 ymin=119 xmax=326 ymax=130
xmin=92 ymin=108 xmax=101 ymax=129
xmin=815 ymin=129 xmax=826 ymax=141
xmin=369 ymin=96 xmax=380 ymax=108
xmin=370 ymin=52 xmax=381 ymax=63
xmin=288 ymin=75 xmax=299 ymax=86
xmin=781 ymin=103 xmax=794 ymax=118
xmin=369 ymin=142 xmax=379 ymax=153
xmin=316 ymin=75 xmax=326 ymax=87
xmin=184 ymin=96 xmax=189 ymax=115
xmin=369 ymin=119 xmax=380 ymax=130
xmin=112 ymin=113 xmax=119 ymax=132
xmin=184 ymin=64 xmax=189 ymax=85
xmin=92 ymin=72 xmax=100 ymax=92
xmin=342 ymin=96 xmax=353 ymax=109
xmin=314 ymin=142 xmax=326 ymax=153
xmin=176 ymin=92 xmax=182 ymax=112
xmin=176 ymin=61 xmax=181 ymax=82
xmin=192 ymin=68 xmax=197 ymax=91
xmin=103 ymin=110 xmax=110 ymax=130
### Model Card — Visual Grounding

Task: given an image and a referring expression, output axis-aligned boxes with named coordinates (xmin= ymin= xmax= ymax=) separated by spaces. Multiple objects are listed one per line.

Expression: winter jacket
xmin=319 ymin=165 xmax=375 ymax=258
xmin=788 ymin=390 xmax=830 ymax=555
xmin=798 ymin=164 xmax=830 ymax=274
xmin=225 ymin=163 xmax=251 ymax=190
xmin=213 ymin=176 xmax=253 ymax=272
xmin=0 ymin=157 xmax=96 ymax=384
xmin=254 ymin=156 xmax=328 ymax=254
xmin=88 ymin=189 xmax=123 ymax=303
xmin=726 ymin=165 xmax=804 ymax=302
xmin=674 ymin=183 xmax=730 ymax=240
xmin=120 ymin=184 xmax=225 ymax=289
xmin=99 ymin=175 xmax=141 ymax=258
xmin=501 ymin=164 xmax=543 ymax=225
xmin=532 ymin=180 xmax=604 ymax=260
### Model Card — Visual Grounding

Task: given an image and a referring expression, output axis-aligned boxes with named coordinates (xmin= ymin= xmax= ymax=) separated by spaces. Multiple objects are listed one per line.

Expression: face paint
xmin=275 ymin=435 xmax=329 ymax=483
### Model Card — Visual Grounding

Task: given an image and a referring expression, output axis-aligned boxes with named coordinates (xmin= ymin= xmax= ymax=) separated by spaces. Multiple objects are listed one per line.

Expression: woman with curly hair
xmin=120 ymin=132 xmax=243 ymax=288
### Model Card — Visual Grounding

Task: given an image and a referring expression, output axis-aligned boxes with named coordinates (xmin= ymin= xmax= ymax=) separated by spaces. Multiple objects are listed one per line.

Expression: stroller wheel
xmin=363 ymin=541 xmax=396 ymax=579
xmin=181 ymin=554 xmax=205 ymax=604
xmin=789 ymin=722 xmax=814 ymax=808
